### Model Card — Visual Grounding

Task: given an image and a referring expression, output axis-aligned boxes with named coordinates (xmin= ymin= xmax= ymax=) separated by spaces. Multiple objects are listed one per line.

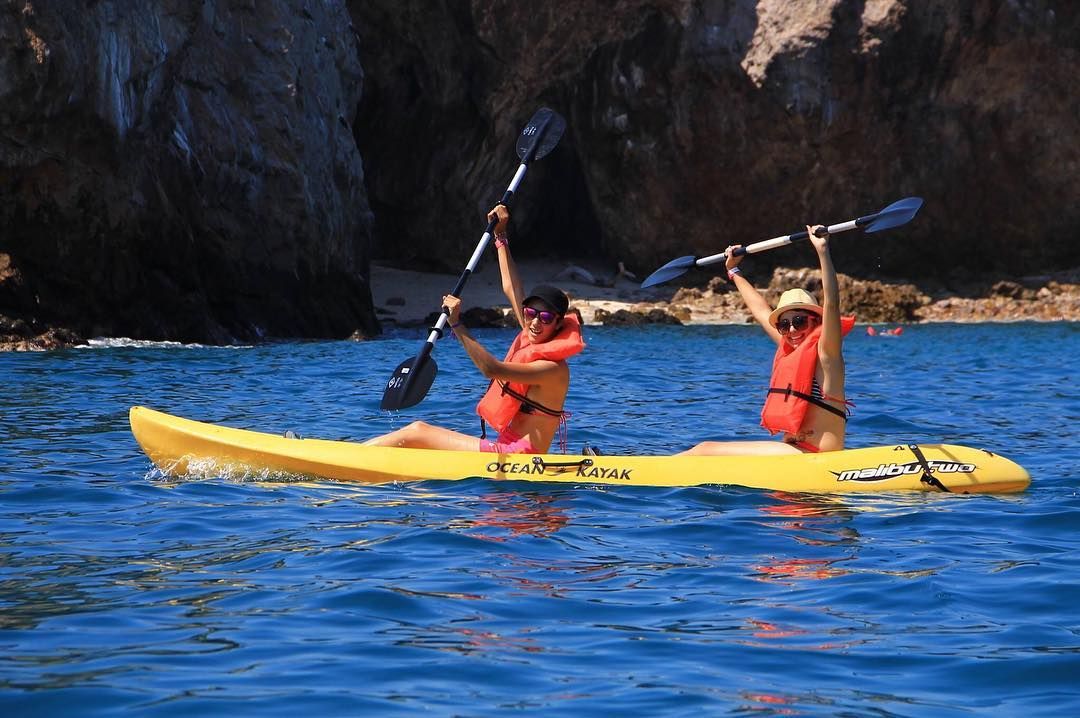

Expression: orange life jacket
xmin=475 ymin=313 xmax=585 ymax=433
xmin=760 ymin=316 xmax=855 ymax=435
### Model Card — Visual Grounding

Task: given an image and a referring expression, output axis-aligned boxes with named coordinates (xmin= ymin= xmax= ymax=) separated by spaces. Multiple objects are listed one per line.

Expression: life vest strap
xmin=766 ymin=387 xmax=850 ymax=421
xmin=498 ymin=382 xmax=566 ymax=418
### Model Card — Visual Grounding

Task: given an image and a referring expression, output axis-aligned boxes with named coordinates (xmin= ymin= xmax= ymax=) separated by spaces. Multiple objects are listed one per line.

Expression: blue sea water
xmin=1 ymin=322 xmax=1078 ymax=716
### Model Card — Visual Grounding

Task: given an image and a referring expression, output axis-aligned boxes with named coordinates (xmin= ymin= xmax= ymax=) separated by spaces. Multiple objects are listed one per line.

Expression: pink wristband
xmin=727 ymin=267 xmax=741 ymax=280
xmin=494 ymin=232 xmax=508 ymax=249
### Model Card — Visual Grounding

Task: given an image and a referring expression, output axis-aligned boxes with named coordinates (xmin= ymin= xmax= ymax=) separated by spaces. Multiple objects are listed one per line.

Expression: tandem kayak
xmin=129 ymin=406 xmax=1030 ymax=494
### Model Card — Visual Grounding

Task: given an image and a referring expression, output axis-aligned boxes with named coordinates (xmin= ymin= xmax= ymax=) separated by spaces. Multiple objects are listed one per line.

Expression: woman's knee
xmin=403 ymin=421 xmax=431 ymax=439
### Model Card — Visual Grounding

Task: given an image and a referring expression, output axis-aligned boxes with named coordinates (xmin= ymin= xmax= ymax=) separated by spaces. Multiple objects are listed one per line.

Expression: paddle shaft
xmin=638 ymin=197 xmax=922 ymax=290
xmin=415 ymin=165 xmax=525 ymax=346
xmin=381 ymin=108 xmax=565 ymax=411
xmin=694 ymin=218 xmax=863 ymax=268
xmin=415 ymin=112 xmax=556 ymax=348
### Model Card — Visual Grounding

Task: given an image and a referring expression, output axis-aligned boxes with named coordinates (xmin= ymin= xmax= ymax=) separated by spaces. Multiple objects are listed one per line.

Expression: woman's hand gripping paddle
xmin=639 ymin=197 xmax=924 ymax=289
xmin=380 ymin=108 xmax=567 ymax=411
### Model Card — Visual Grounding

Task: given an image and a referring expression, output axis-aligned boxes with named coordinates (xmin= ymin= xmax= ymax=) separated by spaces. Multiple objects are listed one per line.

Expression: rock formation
xmin=351 ymin=0 xmax=1079 ymax=280
xmin=3 ymin=1 xmax=1078 ymax=349
xmin=1 ymin=0 xmax=379 ymax=345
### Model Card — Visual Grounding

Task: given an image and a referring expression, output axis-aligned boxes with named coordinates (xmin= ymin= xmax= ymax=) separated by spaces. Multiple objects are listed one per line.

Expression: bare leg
xmin=364 ymin=421 xmax=482 ymax=451
xmin=677 ymin=440 xmax=803 ymax=456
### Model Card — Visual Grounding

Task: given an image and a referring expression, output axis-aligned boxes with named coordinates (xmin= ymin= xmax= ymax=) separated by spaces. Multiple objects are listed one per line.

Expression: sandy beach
xmin=369 ymin=257 xmax=725 ymax=326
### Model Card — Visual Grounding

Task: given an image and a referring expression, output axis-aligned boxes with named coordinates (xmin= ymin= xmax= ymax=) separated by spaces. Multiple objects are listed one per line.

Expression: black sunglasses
xmin=776 ymin=313 xmax=816 ymax=332
xmin=523 ymin=306 xmax=559 ymax=325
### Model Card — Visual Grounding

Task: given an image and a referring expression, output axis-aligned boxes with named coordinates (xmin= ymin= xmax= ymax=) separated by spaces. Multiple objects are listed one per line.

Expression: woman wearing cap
xmin=365 ymin=205 xmax=584 ymax=454
xmin=681 ymin=224 xmax=854 ymax=455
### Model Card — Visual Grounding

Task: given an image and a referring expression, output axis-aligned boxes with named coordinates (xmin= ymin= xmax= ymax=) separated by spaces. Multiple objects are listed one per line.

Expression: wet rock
xmin=422 ymin=306 xmax=513 ymax=329
xmin=0 ymin=321 xmax=83 ymax=351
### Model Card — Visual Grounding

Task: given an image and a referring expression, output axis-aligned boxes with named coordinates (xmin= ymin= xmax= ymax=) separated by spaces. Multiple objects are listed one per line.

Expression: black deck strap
xmin=909 ymin=443 xmax=951 ymax=492
xmin=767 ymin=387 xmax=849 ymax=420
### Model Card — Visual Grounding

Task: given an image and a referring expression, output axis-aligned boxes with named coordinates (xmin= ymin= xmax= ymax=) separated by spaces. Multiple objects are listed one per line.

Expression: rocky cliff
xmin=2 ymin=1 xmax=1077 ymax=348
xmin=352 ymin=0 xmax=1079 ymax=279
xmin=1 ymin=0 xmax=378 ymax=345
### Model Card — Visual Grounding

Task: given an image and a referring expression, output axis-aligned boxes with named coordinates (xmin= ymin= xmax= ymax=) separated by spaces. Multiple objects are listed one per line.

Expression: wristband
xmin=494 ymin=232 xmax=508 ymax=249
xmin=727 ymin=267 xmax=741 ymax=280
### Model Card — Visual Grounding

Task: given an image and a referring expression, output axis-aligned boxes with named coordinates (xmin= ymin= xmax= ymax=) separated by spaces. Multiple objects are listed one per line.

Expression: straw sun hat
xmin=767 ymin=288 xmax=822 ymax=327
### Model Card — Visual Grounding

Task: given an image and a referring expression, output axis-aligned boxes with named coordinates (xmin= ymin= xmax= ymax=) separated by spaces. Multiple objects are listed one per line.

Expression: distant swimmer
xmin=867 ymin=326 xmax=904 ymax=336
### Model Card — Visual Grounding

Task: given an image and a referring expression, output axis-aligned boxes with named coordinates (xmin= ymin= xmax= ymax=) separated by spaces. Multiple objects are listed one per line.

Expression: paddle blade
xmin=517 ymin=107 xmax=566 ymax=162
xmin=380 ymin=355 xmax=438 ymax=411
xmin=864 ymin=197 xmax=924 ymax=233
xmin=640 ymin=255 xmax=698 ymax=289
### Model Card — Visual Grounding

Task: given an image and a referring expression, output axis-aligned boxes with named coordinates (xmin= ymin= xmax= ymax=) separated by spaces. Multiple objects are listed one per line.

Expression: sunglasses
xmin=523 ymin=306 xmax=559 ymax=325
xmin=776 ymin=313 xmax=816 ymax=332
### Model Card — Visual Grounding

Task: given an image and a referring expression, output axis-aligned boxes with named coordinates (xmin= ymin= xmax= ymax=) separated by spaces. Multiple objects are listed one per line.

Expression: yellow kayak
xmin=129 ymin=406 xmax=1031 ymax=494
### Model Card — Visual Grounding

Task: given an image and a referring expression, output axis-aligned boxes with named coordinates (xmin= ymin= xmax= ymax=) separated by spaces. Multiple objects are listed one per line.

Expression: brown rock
xmin=767 ymin=267 xmax=925 ymax=322
xmin=595 ymin=307 xmax=682 ymax=326
xmin=669 ymin=305 xmax=693 ymax=322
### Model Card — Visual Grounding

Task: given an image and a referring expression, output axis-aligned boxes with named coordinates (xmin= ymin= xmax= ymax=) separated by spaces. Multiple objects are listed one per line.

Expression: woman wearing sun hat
xmin=365 ymin=205 xmax=584 ymax=454
xmin=681 ymin=224 xmax=854 ymax=455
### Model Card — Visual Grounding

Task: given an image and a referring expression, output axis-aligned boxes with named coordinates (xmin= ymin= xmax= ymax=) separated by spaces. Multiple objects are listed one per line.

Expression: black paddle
xmin=380 ymin=108 xmax=567 ymax=411
xmin=640 ymin=197 xmax=924 ymax=289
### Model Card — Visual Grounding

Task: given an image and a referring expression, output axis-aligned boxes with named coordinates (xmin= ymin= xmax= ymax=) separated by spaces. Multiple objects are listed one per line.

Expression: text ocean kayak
xmin=129 ymin=406 xmax=1030 ymax=494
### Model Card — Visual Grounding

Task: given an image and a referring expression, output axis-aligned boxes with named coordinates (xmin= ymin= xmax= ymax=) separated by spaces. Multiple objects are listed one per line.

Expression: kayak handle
xmin=532 ymin=456 xmax=593 ymax=474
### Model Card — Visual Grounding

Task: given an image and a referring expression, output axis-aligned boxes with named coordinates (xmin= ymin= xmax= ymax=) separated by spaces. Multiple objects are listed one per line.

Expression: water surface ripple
xmin=1 ymin=323 xmax=1078 ymax=716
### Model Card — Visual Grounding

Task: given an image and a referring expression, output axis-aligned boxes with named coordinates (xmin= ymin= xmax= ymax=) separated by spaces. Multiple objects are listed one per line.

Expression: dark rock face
xmin=350 ymin=0 xmax=1079 ymax=279
xmin=1 ymin=1 xmax=378 ymax=344
xmin=3 ymin=1 xmax=1077 ymax=349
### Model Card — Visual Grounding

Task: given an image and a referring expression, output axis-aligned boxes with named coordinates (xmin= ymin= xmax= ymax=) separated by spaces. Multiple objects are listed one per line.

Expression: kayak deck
xmin=129 ymin=406 xmax=1031 ymax=494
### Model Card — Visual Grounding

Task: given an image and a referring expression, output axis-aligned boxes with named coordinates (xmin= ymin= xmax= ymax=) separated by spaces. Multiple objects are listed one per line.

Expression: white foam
xmin=82 ymin=338 xmax=253 ymax=350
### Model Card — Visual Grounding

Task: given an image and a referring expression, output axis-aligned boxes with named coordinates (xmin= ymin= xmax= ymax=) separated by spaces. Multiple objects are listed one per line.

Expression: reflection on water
xmin=455 ymin=491 xmax=570 ymax=540
xmin=752 ymin=556 xmax=852 ymax=583
xmin=385 ymin=617 xmax=545 ymax=656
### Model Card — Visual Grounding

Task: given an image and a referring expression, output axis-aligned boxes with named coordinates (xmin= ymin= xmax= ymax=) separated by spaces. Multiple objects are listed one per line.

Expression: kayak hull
xmin=129 ymin=406 xmax=1030 ymax=494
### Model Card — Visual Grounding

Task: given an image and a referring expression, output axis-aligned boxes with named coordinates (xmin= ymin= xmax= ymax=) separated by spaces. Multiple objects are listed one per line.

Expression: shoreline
xmin=371 ymin=259 xmax=1080 ymax=328
xmin=3 ymin=260 xmax=1078 ymax=351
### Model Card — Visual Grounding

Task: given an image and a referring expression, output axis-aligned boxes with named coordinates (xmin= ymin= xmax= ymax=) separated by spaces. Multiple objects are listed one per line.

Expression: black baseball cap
xmin=523 ymin=285 xmax=569 ymax=315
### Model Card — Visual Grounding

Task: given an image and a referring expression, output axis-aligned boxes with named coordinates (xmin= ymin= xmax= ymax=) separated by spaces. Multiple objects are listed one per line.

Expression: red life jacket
xmin=475 ymin=313 xmax=585 ymax=433
xmin=760 ymin=316 xmax=856 ymax=435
